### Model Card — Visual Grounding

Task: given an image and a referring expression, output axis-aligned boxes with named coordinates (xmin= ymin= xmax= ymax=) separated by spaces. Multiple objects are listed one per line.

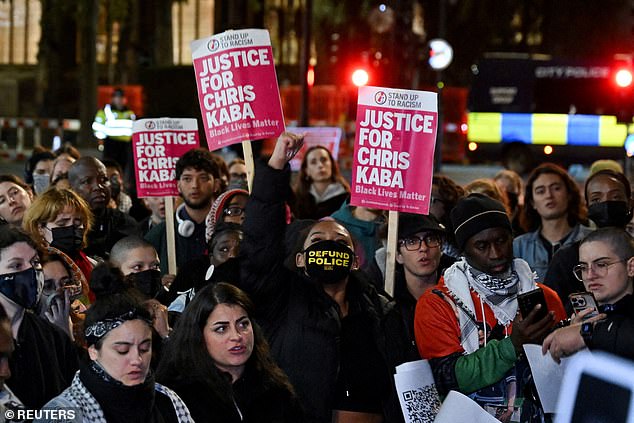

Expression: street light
xmin=351 ymin=69 xmax=369 ymax=87
xmin=615 ymin=68 xmax=633 ymax=88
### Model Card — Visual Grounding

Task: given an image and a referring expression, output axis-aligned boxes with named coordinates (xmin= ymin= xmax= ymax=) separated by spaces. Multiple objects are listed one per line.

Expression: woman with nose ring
xmin=157 ymin=282 xmax=303 ymax=422
xmin=37 ymin=263 xmax=193 ymax=422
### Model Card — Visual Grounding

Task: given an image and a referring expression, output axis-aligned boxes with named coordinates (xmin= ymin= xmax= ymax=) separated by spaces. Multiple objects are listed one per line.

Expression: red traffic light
xmin=615 ymin=68 xmax=633 ymax=88
xmin=351 ymin=69 xmax=369 ymax=87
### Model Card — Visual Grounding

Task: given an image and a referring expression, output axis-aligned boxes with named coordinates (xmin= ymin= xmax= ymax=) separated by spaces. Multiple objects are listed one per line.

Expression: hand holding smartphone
xmin=569 ymin=292 xmax=599 ymax=321
xmin=517 ymin=288 xmax=549 ymax=320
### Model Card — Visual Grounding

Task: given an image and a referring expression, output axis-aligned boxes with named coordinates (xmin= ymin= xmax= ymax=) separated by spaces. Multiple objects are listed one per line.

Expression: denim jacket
xmin=513 ymin=224 xmax=592 ymax=282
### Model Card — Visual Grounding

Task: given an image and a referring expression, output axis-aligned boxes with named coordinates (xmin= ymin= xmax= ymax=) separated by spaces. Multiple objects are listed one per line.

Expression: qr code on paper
xmin=402 ymin=386 xmax=441 ymax=423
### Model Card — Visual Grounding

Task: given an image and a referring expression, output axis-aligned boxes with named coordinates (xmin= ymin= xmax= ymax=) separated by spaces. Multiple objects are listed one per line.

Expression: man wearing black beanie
xmin=414 ymin=193 xmax=567 ymax=421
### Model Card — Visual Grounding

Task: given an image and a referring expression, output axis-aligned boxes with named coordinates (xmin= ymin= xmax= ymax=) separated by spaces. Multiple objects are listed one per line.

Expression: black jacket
xmin=589 ymin=294 xmax=634 ymax=360
xmin=544 ymin=241 xmax=585 ymax=315
xmin=164 ymin=366 xmax=304 ymax=423
xmin=240 ymin=160 xmax=391 ymax=423
xmin=9 ymin=312 xmax=79 ymax=409
xmin=85 ymin=208 xmax=139 ymax=259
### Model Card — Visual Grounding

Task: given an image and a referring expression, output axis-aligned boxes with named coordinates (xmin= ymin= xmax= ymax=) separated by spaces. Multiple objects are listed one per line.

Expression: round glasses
xmin=398 ymin=234 xmax=442 ymax=251
xmin=573 ymin=259 xmax=625 ymax=282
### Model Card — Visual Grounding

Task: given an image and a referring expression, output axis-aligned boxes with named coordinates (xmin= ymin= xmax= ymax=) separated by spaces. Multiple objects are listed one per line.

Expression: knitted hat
xmin=451 ymin=193 xmax=512 ymax=251
xmin=398 ymin=213 xmax=445 ymax=240
xmin=205 ymin=189 xmax=249 ymax=242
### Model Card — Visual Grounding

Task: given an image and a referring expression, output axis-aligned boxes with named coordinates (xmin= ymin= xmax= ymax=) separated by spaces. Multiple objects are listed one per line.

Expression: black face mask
xmin=303 ymin=240 xmax=354 ymax=284
xmin=50 ymin=226 xmax=84 ymax=256
xmin=0 ymin=267 xmax=43 ymax=309
xmin=125 ymin=269 xmax=162 ymax=298
xmin=587 ymin=201 xmax=633 ymax=228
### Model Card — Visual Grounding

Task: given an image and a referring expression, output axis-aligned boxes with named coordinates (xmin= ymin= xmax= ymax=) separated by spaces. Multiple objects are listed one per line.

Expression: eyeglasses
xmin=398 ymin=234 xmax=442 ymax=251
xmin=573 ymin=259 xmax=625 ymax=281
xmin=223 ymin=206 xmax=245 ymax=217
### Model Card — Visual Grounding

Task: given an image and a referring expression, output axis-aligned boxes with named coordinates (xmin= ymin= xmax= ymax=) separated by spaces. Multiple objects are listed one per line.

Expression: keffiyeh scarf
xmin=443 ymin=258 xmax=537 ymax=353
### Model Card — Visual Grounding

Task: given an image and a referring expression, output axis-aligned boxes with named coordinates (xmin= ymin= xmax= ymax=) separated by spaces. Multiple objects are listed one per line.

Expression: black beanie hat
xmin=451 ymin=193 xmax=512 ymax=251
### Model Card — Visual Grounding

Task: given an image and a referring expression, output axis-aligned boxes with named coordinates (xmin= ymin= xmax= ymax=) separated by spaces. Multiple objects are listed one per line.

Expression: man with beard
xmin=414 ymin=194 xmax=566 ymax=421
xmin=544 ymin=169 xmax=634 ymax=314
xmin=145 ymin=148 xmax=222 ymax=276
xmin=68 ymin=157 xmax=139 ymax=259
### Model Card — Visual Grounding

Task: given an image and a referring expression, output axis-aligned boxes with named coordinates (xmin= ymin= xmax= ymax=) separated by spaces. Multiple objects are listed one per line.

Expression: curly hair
xmin=175 ymin=148 xmax=223 ymax=181
xmin=520 ymin=163 xmax=586 ymax=232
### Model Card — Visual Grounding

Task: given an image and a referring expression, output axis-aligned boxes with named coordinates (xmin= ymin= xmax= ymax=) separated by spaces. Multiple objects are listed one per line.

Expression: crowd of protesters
xmin=0 ymin=130 xmax=633 ymax=423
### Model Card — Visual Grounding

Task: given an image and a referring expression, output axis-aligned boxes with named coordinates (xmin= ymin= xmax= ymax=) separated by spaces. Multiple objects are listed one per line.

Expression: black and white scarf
xmin=41 ymin=368 xmax=194 ymax=422
xmin=443 ymin=258 xmax=537 ymax=353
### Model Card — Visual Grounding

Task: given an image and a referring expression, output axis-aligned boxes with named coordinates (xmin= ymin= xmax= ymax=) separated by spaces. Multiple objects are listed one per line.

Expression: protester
xmin=110 ymin=236 xmax=163 ymax=299
xmin=205 ymin=188 xmax=249 ymax=242
xmin=103 ymin=158 xmax=133 ymax=214
xmin=414 ymin=193 xmax=566 ymax=421
xmin=0 ymin=226 xmax=78 ymax=409
xmin=291 ymin=145 xmax=350 ymax=220
xmin=332 ymin=200 xmax=386 ymax=270
xmin=109 ymin=237 xmax=172 ymax=370
xmin=139 ymin=197 xmax=166 ymax=236
xmin=241 ymin=133 xmax=391 ymax=423
xmin=494 ymin=169 xmax=524 ymax=236
xmin=37 ymin=263 xmax=193 ymax=422
xmin=514 ymin=163 xmax=590 ymax=282
xmin=157 ymin=282 xmax=304 ymax=422
xmin=0 ymin=175 xmax=33 ymax=226
xmin=167 ymin=222 xmax=243 ymax=313
xmin=381 ymin=213 xmax=453 ymax=423
xmin=39 ymin=253 xmax=84 ymax=339
xmin=0 ymin=303 xmax=24 ymax=415
xmin=543 ymin=227 xmax=634 ymax=362
xmin=545 ymin=169 xmax=633 ymax=313
xmin=68 ymin=156 xmax=139 ymax=259
xmin=429 ymin=174 xmax=465 ymax=259
xmin=145 ymin=148 xmax=223 ymax=275
xmin=22 ymin=188 xmax=96 ymax=293
xmin=50 ymin=155 xmax=75 ymax=190
xmin=26 ymin=149 xmax=56 ymax=195
xmin=228 ymin=157 xmax=248 ymax=189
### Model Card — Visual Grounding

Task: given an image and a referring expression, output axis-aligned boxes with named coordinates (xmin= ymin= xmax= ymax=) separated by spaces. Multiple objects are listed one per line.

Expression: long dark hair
xmin=156 ymin=282 xmax=295 ymax=403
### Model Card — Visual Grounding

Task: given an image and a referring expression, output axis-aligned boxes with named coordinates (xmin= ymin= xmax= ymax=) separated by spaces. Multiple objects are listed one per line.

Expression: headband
xmin=84 ymin=309 xmax=151 ymax=346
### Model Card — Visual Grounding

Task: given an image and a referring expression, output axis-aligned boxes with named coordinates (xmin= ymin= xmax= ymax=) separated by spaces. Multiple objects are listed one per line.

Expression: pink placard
xmin=132 ymin=118 xmax=199 ymax=197
xmin=350 ymin=86 xmax=438 ymax=214
xmin=191 ymin=29 xmax=285 ymax=150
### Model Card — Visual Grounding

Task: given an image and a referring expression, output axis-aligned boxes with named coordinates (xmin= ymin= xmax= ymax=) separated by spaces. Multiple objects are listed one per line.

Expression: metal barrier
xmin=0 ymin=117 xmax=81 ymax=157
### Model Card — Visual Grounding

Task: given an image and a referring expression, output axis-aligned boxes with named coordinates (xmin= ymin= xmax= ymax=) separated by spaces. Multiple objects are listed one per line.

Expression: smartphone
xmin=517 ymin=288 xmax=549 ymax=320
xmin=569 ymin=292 xmax=599 ymax=320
